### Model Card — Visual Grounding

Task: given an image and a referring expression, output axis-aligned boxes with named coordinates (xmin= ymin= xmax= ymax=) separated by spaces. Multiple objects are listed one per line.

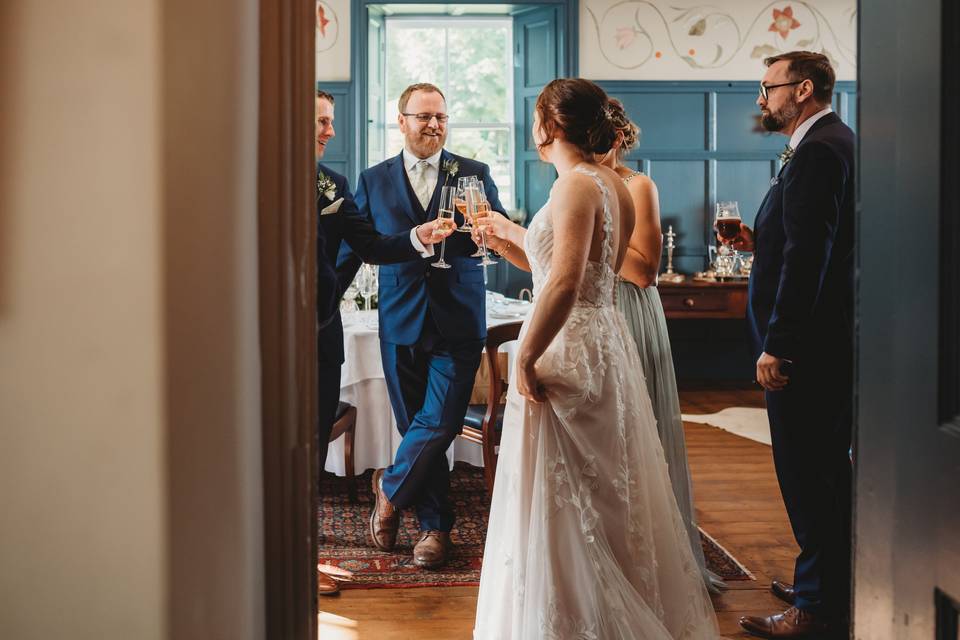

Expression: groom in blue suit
xmin=732 ymin=53 xmax=854 ymax=639
xmin=314 ymin=89 xmax=454 ymax=593
xmin=340 ymin=83 xmax=506 ymax=569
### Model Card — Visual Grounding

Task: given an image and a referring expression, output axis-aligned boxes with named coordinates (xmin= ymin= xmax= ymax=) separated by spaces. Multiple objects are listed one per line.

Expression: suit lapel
xmin=386 ymin=153 xmax=423 ymax=227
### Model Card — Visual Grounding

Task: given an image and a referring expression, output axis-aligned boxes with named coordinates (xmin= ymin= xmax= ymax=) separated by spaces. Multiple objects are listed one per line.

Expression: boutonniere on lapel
xmin=441 ymin=158 xmax=459 ymax=185
xmin=317 ymin=171 xmax=337 ymax=201
xmin=779 ymin=144 xmax=795 ymax=167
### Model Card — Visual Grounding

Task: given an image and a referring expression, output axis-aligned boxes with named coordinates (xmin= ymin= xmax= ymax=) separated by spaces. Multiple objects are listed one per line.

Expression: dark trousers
xmin=765 ymin=355 xmax=852 ymax=618
xmin=379 ymin=321 xmax=483 ymax=532
xmin=317 ymin=362 xmax=342 ymax=484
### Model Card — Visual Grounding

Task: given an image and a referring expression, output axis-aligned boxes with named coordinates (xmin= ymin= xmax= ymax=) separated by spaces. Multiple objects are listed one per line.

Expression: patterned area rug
xmin=318 ymin=464 xmax=753 ymax=589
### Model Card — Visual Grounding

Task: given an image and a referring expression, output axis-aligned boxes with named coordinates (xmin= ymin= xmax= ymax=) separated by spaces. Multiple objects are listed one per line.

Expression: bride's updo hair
xmin=606 ymin=98 xmax=641 ymax=160
xmin=535 ymin=78 xmax=619 ymax=158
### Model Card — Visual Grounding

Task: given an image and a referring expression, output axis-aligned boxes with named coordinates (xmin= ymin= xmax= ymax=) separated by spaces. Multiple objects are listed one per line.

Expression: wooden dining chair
xmin=459 ymin=321 xmax=523 ymax=495
xmin=330 ymin=401 xmax=357 ymax=501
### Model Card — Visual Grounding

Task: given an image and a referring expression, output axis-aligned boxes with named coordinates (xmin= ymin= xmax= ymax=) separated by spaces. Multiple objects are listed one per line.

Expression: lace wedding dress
xmin=474 ymin=167 xmax=720 ymax=640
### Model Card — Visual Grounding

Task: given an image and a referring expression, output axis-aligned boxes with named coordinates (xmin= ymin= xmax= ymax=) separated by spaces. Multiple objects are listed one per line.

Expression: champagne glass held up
xmin=454 ymin=176 xmax=478 ymax=232
xmin=432 ymin=186 xmax=456 ymax=269
xmin=466 ymin=181 xmax=497 ymax=266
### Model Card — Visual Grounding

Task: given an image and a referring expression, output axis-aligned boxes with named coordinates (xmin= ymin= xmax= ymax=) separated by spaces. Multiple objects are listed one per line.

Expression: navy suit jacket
xmin=317 ymin=162 xmax=420 ymax=365
xmin=748 ymin=112 xmax=855 ymax=364
xmin=339 ymin=149 xmax=507 ymax=346
xmin=318 ymin=227 xmax=338 ymax=334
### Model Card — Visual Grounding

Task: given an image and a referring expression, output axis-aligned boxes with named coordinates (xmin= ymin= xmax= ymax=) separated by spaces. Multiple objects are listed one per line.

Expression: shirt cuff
xmin=410 ymin=226 xmax=435 ymax=258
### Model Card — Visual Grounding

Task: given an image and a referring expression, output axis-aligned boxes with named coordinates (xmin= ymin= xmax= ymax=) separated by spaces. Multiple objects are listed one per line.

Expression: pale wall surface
xmin=0 ymin=0 xmax=263 ymax=638
xmin=0 ymin=2 xmax=165 ymax=637
xmin=317 ymin=0 xmax=352 ymax=80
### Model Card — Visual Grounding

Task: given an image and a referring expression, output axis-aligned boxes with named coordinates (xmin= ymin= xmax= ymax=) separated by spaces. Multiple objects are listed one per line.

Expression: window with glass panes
xmin=380 ymin=17 xmax=515 ymax=209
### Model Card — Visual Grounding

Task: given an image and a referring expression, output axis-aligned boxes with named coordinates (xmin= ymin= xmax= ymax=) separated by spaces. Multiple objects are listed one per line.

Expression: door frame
xmin=259 ymin=0 xmax=320 ymax=638
xmin=855 ymin=0 xmax=960 ymax=637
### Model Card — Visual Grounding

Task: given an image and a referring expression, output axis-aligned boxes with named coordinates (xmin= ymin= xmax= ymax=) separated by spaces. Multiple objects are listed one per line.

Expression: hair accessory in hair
xmin=602 ymin=104 xmax=614 ymax=120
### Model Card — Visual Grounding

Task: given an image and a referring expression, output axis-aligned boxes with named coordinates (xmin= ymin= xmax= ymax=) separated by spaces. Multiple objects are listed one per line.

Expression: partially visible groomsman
xmin=342 ymin=83 xmax=507 ymax=569
xmin=726 ymin=52 xmax=855 ymax=639
xmin=314 ymin=89 xmax=453 ymax=593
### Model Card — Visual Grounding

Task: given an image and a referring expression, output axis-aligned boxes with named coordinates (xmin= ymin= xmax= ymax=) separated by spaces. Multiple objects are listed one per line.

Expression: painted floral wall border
xmin=582 ymin=1 xmax=857 ymax=80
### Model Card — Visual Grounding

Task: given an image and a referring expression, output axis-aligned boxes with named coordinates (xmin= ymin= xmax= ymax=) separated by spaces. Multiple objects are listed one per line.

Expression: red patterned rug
xmin=318 ymin=464 xmax=753 ymax=589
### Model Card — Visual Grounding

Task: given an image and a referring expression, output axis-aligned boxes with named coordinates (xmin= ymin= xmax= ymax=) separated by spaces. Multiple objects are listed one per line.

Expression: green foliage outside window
xmin=381 ymin=18 xmax=515 ymax=208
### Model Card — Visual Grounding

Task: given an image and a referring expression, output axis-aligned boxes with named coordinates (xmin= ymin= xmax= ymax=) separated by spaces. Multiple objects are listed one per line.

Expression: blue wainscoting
xmin=599 ymin=80 xmax=857 ymax=276
xmin=316 ymin=81 xmax=354 ymax=182
xmin=588 ymin=80 xmax=857 ymax=381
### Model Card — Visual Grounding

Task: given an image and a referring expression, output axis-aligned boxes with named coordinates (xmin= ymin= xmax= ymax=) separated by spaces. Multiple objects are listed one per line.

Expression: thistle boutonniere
xmin=441 ymin=158 xmax=459 ymax=185
xmin=317 ymin=171 xmax=337 ymax=201
xmin=779 ymin=144 xmax=795 ymax=166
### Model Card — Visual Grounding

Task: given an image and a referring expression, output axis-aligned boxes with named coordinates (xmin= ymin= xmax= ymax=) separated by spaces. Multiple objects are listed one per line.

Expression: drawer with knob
xmin=656 ymin=282 xmax=748 ymax=319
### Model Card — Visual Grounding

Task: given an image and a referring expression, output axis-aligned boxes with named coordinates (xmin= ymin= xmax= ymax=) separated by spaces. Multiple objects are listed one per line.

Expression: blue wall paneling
xmin=600 ymin=80 xmax=857 ymax=277
xmin=315 ymin=81 xmax=352 ymax=179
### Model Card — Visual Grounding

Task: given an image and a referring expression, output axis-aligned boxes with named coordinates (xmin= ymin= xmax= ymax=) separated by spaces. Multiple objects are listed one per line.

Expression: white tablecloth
xmin=325 ymin=299 xmax=528 ymax=476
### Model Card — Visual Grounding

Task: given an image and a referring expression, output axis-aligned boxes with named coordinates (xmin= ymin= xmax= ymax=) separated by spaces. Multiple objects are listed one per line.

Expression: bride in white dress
xmin=472 ymin=79 xmax=720 ymax=639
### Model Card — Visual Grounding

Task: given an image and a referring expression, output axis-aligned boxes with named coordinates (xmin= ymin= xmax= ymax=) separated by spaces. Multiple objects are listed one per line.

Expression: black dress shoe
xmin=772 ymin=580 xmax=796 ymax=605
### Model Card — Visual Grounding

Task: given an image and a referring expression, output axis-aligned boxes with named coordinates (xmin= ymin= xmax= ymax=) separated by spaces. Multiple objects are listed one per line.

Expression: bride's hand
xmin=517 ymin=357 xmax=546 ymax=404
xmin=476 ymin=211 xmax=513 ymax=241
xmin=472 ymin=224 xmax=507 ymax=253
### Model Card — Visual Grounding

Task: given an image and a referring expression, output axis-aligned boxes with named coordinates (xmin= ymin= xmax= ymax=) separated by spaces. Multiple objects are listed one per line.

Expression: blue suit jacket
xmin=747 ymin=112 xmax=855 ymax=364
xmin=339 ymin=149 xmax=507 ymax=346
xmin=317 ymin=162 xmax=420 ymax=365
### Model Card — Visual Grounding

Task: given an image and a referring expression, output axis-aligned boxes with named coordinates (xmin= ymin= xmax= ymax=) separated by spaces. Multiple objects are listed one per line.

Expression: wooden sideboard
xmin=657 ymin=279 xmax=748 ymax=320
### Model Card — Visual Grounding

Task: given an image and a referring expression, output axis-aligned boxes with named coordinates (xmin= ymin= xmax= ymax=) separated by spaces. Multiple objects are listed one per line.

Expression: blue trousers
xmin=765 ymin=354 xmax=852 ymax=617
xmin=379 ymin=323 xmax=483 ymax=532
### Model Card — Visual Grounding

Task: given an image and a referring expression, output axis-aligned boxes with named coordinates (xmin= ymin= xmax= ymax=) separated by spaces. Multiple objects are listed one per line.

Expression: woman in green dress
xmin=599 ymin=99 xmax=725 ymax=592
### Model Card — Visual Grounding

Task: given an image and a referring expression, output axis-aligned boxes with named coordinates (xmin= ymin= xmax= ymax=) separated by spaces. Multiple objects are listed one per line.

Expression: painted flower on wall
xmin=615 ymin=27 xmax=638 ymax=50
xmin=317 ymin=3 xmax=331 ymax=36
xmin=769 ymin=6 xmax=801 ymax=39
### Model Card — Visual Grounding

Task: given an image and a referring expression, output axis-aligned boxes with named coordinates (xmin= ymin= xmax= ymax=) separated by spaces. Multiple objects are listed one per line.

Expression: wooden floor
xmin=319 ymin=388 xmax=795 ymax=639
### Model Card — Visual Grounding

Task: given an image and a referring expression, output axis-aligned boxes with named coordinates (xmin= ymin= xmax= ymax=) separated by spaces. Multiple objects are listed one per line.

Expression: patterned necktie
xmin=410 ymin=160 xmax=432 ymax=210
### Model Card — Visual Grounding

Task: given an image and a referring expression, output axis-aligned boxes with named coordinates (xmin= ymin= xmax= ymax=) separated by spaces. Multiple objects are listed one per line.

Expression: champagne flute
xmin=454 ymin=176 xmax=478 ymax=232
xmin=357 ymin=263 xmax=378 ymax=310
xmin=432 ymin=186 xmax=455 ymax=269
xmin=466 ymin=182 xmax=497 ymax=266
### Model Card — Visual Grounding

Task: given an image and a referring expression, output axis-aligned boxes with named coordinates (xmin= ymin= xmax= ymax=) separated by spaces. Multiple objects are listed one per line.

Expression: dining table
xmin=325 ymin=293 xmax=530 ymax=476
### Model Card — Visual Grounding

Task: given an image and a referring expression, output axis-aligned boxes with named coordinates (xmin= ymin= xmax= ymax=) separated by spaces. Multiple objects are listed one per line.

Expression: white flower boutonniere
xmin=317 ymin=172 xmax=337 ymax=201
xmin=779 ymin=145 xmax=795 ymax=166
xmin=441 ymin=158 xmax=459 ymax=185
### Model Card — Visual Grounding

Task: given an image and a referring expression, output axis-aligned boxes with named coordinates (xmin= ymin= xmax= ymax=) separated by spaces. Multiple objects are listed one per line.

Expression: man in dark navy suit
xmin=314 ymin=90 xmax=454 ymax=591
xmin=728 ymin=53 xmax=855 ymax=638
xmin=340 ymin=83 xmax=507 ymax=569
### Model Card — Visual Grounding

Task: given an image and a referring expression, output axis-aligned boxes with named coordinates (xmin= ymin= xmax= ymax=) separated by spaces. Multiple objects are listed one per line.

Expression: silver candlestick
xmin=659 ymin=225 xmax=685 ymax=283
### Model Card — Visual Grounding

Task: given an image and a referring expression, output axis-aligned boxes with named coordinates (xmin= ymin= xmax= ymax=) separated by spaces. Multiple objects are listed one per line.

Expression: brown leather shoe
xmin=413 ymin=530 xmax=451 ymax=569
xmin=772 ymin=580 xmax=796 ymax=605
xmin=739 ymin=607 xmax=830 ymax=638
xmin=318 ymin=571 xmax=340 ymax=596
xmin=369 ymin=469 xmax=399 ymax=551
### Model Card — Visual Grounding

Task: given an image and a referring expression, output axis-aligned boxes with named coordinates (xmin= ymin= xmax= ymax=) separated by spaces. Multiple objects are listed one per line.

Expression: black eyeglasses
xmin=401 ymin=112 xmax=449 ymax=124
xmin=758 ymin=80 xmax=806 ymax=100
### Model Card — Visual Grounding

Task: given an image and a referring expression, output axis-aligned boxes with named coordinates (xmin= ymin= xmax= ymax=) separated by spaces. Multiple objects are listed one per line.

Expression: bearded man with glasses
xmin=339 ymin=82 xmax=507 ymax=570
xmin=723 ymin=51 xmax=856 ymax=639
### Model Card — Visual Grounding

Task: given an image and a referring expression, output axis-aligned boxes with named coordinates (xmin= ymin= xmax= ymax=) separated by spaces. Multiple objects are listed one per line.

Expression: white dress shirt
xmin=402 ymin=147 xmax=444 ymax=257
xmin=788 ymin=107 xmax=833 ymax=150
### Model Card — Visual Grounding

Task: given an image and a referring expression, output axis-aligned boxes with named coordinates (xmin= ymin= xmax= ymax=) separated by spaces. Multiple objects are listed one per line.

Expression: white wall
xmin=317 ymin=0 xmax=352 ymax=80
xmin=0 ymin=0 xmax=263 ymax=638
xmin=581 ymin=0 xmax=857 ymax=80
